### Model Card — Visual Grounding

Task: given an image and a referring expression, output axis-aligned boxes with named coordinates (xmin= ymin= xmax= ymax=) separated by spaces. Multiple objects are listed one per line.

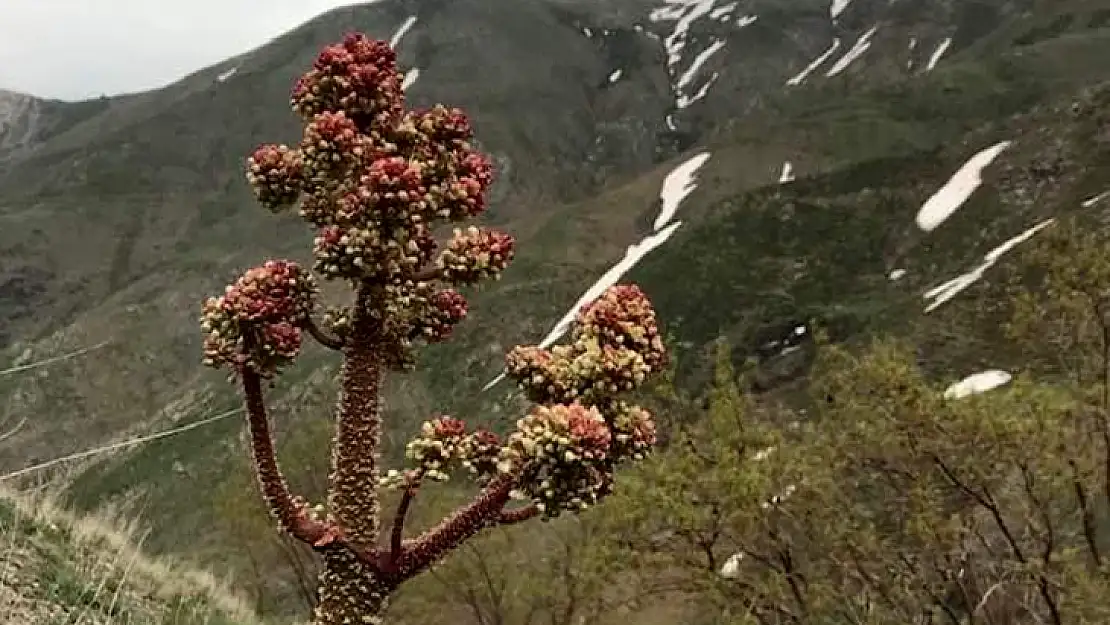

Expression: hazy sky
xmin=0 ymin=1 xmax=367 ymax=101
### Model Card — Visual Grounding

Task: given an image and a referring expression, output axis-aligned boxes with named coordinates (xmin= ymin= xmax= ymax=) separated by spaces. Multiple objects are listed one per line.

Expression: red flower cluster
xmin=499 ymin=403 xmax=613 ymax=519
xmin=504 ymin=284 xmax=666 ymax=406
xmin=438 ymin=226 xmax=515 ymax=285
xmin=416 ymin=288 xmax=469 ymax=343
xmin=460 ymin=428 xmax=501 ymax=481
xmin=610 ymin=403 xmax=657 ymax=461
xmin=383 ymin=415 xmax=503 ymax=487
xmin=246 ymin=144 xmax=304 ymax=212
xmin=395 ymin=415 xmax=469 ymax=483
xmin=575 ymin=284 xmax=666 ymax=371
xmin=300 ymin=111 xmax=364 ymax=177
xmin=504 ymin=344 xmax=579 ymax=405
xmin=291 ymin=33 xmax=403 ymax=126
xmin=200 ymin=260 xmax=318 ymax=376
xmin=244 ymin=35 xmax=503 ymax=296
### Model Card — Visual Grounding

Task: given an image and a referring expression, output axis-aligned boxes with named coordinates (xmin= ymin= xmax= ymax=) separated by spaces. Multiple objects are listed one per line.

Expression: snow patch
xmin=608 ymin=68 xmax=623 ymax=83
xmin=401 ymin=68 xmax=420 ymax=91
xmin=216 ymin=67 xmax=238 ymax=82
xmin=786 ymin=39 xmax=841 ymax=86
xmin=1082 ymin=190 xmax=1110 ymax=208
xmin=889 ymin=268 xmax=907 ymax=281
xmin=830 ymin=0 xmax=852 ymax=20
xmin=826 ymin=26 xmax=878 ymax=77
xmin=389 ymin=15 xmax=418 ymax=49
xmin=737 ymin=14 xmax=758 ymax=27
xmin=923 ymin=219 xmax=1055 ymax=313
xmin=778 ymin=161 xmax=795 ymax=183
xmin=583 ymin=27 xmax=593 ymax=37
xmin=720 ymin=553 xmax=744 ymax=578
xmin=709 ymin=2 xmax=737 ymax=20
xmin=655 ymin=152 xmax=712 ymax=230
xmin=649 ymin=0 xmax=730 ymax=116
xmin=675 ymin=38 xmax=726 ymax=108
xmin=943 ymin=370 xmax=1012 ymax=400
xmin=925 ymin=37 xmax=952 ymax=72
xmin=915 ymin=141 xmax=1012 ymax=232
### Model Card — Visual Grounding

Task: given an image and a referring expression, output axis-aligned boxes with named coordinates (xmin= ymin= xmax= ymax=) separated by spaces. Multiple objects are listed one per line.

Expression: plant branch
xmin=241 ymin=369 xmax=342 ymax=549
xmin=496 ymin=504 xmax=539 ymax=525
xmin=303 ymin=317 xmax=345 ymax=350
xmin=410 ymin=264 xmax=443 ymax=283
xmin=381 ymin=472 xmax=518 ymax=582
xmin=1068 ymin=459 xmax=1101 ymax=566
xmin=390 ymin=484 xmax=419 ymax=562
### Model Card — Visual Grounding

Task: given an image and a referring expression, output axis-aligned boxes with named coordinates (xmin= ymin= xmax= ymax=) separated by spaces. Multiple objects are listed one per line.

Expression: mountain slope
xmin=0 ymin=0 xmax=1108 ymax=618
xmin=0 ymin=489 xmax=256 ymax=624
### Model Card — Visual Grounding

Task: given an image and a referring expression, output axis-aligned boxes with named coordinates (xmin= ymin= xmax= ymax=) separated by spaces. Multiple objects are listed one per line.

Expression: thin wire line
xmin=0 ymin=407 xmax=244 ymax=482
xmin=0 ymin=341 xmax=112 ymax=377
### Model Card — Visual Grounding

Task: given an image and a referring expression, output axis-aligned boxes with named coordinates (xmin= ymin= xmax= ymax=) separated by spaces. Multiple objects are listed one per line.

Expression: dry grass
xmin=0 ymin=485 xmax=260 ymax=625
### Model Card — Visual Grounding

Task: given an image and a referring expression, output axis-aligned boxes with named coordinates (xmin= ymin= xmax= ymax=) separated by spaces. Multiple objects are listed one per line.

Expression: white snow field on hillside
xmin=216 ymin=67 xmax=238 ymax=82
xmin=923 ymin=218 xmax=1055 ymax=313
xmin=608 ymin=68 xmax=623 ymax=83
xmin=709 ymin=2 xmax=736 ymax=20
xmin=786 ymin=39 xmax=841 ymax=86
xmin=390 ymin=16 xmax=420 ymax=91
xmin=826 ymin=26 xmax=878 ymax=77
xmin=655 ymin=151 xmax=712 ymax=230
xmin=925 ymin=37 xmax=952 ymax=72
xmin=648 ymin=0 xmax=754 ymax=119
xmin=389 ymin=15 xmax=418 ymax=48
xmin=830 ymin=0 xmax=853 ymax=21
xmin=915 ymin=141 xmax=1013 ymax=232
xmin=778 ymin=161 xmax=795 ymax=183
xmin=1082 ymin=190 xmax=1110 ymax=207
xmin=943 ymin=370 xmax=1012 ymax=399
xmin=481 ymin=152 xmax=713 ymax=392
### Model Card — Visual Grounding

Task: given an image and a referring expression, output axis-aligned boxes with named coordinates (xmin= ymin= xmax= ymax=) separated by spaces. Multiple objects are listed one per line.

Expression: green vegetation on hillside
xmin=0 ymin=489 xmax=256 ymax=625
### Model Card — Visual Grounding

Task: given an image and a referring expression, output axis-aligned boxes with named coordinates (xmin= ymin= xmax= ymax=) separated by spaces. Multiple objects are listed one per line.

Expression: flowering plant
xmin=200 ymin=32 xmax=667 ymax=625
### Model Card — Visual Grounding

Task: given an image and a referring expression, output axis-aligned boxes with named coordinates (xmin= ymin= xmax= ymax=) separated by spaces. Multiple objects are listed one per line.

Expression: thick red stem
xmin=327 ymin=283 xmax=385 ymax=545
xmin=240 ymin=369 xmax=338 ymax=548
xmin=304 ymin=317 xmax=345 ymax=350
xmin=379 ymin=473 xmax=517 ymax=582
xmin=390 ymin=485 xmax=418 ymax=562
xmin=497 ymin=504 xmax=540 ymax=525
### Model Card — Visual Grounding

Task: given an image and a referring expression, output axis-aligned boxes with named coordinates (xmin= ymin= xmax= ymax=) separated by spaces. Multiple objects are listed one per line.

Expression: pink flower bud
xmin=246 ymin=144 xmax=304 ymax=211
xmin=401 ymin=415 xmax=472 ymax=482
xmin=417 ymin=289 xmax=468 ymax=343
xmin=610 ymin=404 xmax=657 ymax=461
xmin=437 ymin=226 xmax=515 ymax=285
xmin=291 ymin=33 xmax=403 ymax=127
xmin=499 ymin=403 xmax=613 ymax=519
xmin=200 ymin=260 xmax=318 ymax=377
xmin=300 ymin=111 xmax=365 ymax=177
xmin=576 ymin=284 xmax=666 ymax=371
